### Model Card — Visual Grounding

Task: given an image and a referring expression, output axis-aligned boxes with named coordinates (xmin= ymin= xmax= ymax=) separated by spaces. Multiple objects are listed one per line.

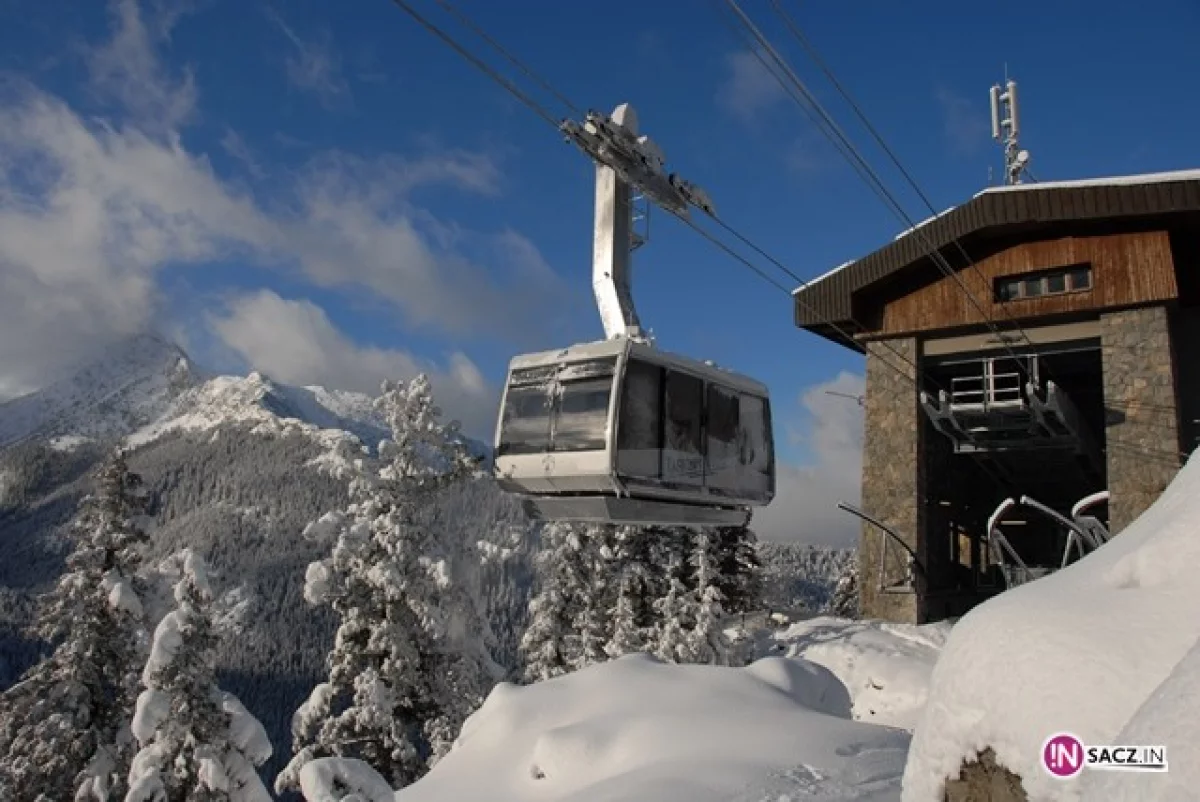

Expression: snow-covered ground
xmin=394 ymin=653 xmax=911 ymax=802
xmin=762 ymin=617 xmax=950 ymax=731
xmin=298 ymin=617 xmax=945 ymax=802
xmin=1078 ymin=634 xmax=1200 ymax=802
xmin=903 ymin=453 xmax=1200 ymax=802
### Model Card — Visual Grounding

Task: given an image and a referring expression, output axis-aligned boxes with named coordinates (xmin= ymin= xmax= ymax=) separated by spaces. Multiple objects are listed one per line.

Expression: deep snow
xmin=763 ymin=617 xmax=951 ymax=731
xmin=1078 ymin=633 xmax=1200 ymax=801
xmin=396 ymin=653 xmax=911 ymax=802
xmin=903 ymin=454 xmax=1200 ymax=802
xmin=293 ymin=616 xmax=947 ymax=802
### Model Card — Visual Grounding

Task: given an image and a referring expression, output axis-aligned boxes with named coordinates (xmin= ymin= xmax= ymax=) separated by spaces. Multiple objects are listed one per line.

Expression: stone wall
xmin=1101 ymin=305 xmax=1182 ymax=533
xmin=859 ymin=337 xmax=921 ymax=623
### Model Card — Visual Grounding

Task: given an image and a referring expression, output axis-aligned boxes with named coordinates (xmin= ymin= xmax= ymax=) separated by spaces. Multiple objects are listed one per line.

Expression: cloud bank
xmin=751 ymin=371 xmax=865 ymax=547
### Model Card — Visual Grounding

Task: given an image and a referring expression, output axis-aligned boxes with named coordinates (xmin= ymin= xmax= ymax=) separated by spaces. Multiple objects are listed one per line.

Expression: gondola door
xmin=661 ymin=369 xmax=705 ymax=487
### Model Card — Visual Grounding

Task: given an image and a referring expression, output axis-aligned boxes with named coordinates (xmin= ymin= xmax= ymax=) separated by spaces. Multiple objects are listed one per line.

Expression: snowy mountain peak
xmin=128 ymin=373 xmax=389 ymax=452
xmin=0 ymin=333 xmax=204 ymax=448
xmin=0 ymin=332 xmax=491 ymax=462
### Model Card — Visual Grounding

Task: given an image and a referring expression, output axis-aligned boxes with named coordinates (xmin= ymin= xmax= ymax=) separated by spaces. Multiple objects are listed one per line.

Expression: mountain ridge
xmin=0 ymin=332 xmax=493 ymax=459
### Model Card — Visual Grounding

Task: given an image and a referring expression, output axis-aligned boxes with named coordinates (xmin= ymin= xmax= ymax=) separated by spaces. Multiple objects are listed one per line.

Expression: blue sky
xmin=1 ymin=0 xmax=1197 ymax=542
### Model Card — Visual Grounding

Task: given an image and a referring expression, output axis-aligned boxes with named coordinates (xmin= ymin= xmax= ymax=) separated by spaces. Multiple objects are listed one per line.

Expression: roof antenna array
xmin=989 ymin=72 xmax=1031 ymax=185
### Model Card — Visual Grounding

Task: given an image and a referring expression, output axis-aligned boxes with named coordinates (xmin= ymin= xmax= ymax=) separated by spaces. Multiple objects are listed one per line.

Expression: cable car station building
xmin=794 ymin=170 xmax=1200 ymax=623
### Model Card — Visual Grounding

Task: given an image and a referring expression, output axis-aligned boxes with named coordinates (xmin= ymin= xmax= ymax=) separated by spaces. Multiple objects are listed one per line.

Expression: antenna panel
xmin=990 ymin=85 xmax=1002 ymax=140
xmin=1007 ymin=80 xmax=1020 ymax=137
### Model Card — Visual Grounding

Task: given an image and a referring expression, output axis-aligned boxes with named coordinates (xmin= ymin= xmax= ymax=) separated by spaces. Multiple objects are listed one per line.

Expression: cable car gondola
xmin=492 ymin=101 xmax=777 ymax=527
xmin=494 ymin=337 xmax=775 ymax=526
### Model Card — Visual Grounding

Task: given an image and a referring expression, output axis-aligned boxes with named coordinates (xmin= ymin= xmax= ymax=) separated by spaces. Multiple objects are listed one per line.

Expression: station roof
xmin=794 ymin=169 xmax=1200 ymax=350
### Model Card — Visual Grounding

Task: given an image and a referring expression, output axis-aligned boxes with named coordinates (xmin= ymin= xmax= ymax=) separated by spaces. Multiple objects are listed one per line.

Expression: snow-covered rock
xmin=0 ymin=333 xmax=199 ymax=448
xmin=0 ymin=331 xmax=494 ymax=470
xmin=903 ymin=454 xmax=1200 ymax=802
xmin=126 ymin=370 xmax=386 ymax=457
xmin=0 ymin=331 xmax=389 ymax=457
xmin=391 ymin=652 xmax=912 ymax=802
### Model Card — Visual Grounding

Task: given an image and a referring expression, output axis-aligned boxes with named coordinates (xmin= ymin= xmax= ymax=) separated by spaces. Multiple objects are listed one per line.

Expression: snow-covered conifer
xmin=0 ymin=450 xmax=150 ymax=802
xmin=831 ymin=557 xmax=859 ymax=619
xmin=125 ymin=549 xmax=272 ymax=802
xmin=519 ymin=521 xmax=588 ymax=682
xmin=684 ymin=528 xmax=734 ymax=666
xmin=278 ymin=374 xmax=501 ymax=791
xmin=567 ymin=523 xmax=615 ymax=671
xmin=605 ymin=574 xmax=646 ymax=657
xmin=714 ymin=526 xmax=763 ymax=615
xmin=651 ymin=571 xmax=693 ymax=664
xmin=604 ymin=525 xmax=656 ymax=659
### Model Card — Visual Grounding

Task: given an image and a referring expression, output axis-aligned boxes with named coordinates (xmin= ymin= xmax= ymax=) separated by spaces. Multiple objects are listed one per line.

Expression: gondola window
xmin=663 ymin=370 xmax=704 ymax=480
xmin=552 ymin=378 xmax=612 ymax=452
xmin=498 ymin=386 xmax=552 ymax=455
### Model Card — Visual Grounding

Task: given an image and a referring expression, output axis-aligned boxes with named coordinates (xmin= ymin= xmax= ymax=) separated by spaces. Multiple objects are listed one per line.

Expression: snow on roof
xmin=892 ymin=207 xmax=956 ymax=241
xmin=393 ymin=652 xmax=914 ymax=802
xmin=793 ymin=258 xmax=856 ymax=295
xmin=974 ymin=167 xmax=1200 ymax=197
xmin=902 ymin=454 xmax=1200 ymax=802
xmin=796 ymin=168 xmax=1200 ymax=301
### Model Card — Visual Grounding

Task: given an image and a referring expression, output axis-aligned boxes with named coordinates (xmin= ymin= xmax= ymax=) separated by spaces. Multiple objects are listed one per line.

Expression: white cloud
xmin=750 ymin=371 xmax=865 ymax=546
xmin=210 ymin=290 xmax=497 ymax=439
xmin=220 ymin=128 xmax=264 ymax=180
xmin=0 ymin=1 xmax=570 ymax=401
xmin=716 ymin=49 xmax=786 ymax=123
xmin=86 ymin=0 xmax=198 ymax=133
xmin=269 ymin=10 xmax=350 ymax=108
xmin=935 ymin=86 xmax=989 ymax=156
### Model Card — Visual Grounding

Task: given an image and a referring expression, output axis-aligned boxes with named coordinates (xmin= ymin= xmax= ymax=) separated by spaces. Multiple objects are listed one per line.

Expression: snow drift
xmin=765 ymin=616 xmax=951 ymax=731
xmin=395 ymin=652 xmax=911 ymax=802
xmin=1077 ymin=632 xmax=1200 ymax=801
xmin=903 ymin=454 xmax=1200 ymax=802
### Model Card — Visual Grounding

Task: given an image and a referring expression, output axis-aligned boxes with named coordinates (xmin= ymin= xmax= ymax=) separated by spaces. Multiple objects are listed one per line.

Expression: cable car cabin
xmin=493 ymin=338 xmax=776 ymax=527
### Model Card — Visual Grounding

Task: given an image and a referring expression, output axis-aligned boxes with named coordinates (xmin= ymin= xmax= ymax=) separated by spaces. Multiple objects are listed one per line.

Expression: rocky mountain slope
xmin=0 ymin=334 xmax=200 ymax=449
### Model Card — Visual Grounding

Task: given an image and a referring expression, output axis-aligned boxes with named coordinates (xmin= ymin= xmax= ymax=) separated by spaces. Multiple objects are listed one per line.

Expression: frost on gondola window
xmin=738 ymin=394 xmax=774 ymax=493
xmin=498 ymin=385 xmax=552 ymax=455
xmin=663 ymin=370 xmax=704 ymax=481
xmin=617 ymin=359 xmax=663 ymax=478
xmin=552 ymin=378 xmax=612 ymax=452
xmin=706 ymin=384 xmax=741 ymax=484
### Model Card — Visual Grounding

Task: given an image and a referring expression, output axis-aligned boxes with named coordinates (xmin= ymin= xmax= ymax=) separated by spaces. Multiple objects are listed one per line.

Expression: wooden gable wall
xmin=876 ymin=231 xmax=1178 ymax=337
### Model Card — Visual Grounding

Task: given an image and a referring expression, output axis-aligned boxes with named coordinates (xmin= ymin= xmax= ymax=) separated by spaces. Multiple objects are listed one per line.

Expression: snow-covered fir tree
xmin=519 ymin=521 xmax=589 ymax=682
xmin=714 ymin=526 xmax=763 ymax=615
xmin=277 ymin=375 xmax=501 ymax=793
xmin=831 ymin=557 xmax=860 ymax=619
xmin=684 ymin=527 xmax=734 ymax=666
xmin=651 ymin=568 xmax=694 ymax=664
xmin=521 ymin=519 xmax=755 ymax=675
xmin=125 ymin=549 xmax=273 ymax=802
xmin=568 ymin=523 xmax=614 ymax=671
xmin=0 ymin=450 xmax=150 ymax=802
xmin=604 ymin=525 xmax=657 ymax=659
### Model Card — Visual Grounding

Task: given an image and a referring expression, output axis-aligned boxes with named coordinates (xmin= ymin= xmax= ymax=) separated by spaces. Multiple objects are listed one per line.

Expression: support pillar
xmin=859 ymin=337 xmax=922 ymax=623
xmin=1101 ymin=305 xmax=1182 ymax=533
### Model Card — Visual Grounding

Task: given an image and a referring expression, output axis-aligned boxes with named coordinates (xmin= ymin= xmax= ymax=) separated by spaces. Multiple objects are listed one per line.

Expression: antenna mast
xmin=989 ymin=76 xmax=1031 ymax=185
